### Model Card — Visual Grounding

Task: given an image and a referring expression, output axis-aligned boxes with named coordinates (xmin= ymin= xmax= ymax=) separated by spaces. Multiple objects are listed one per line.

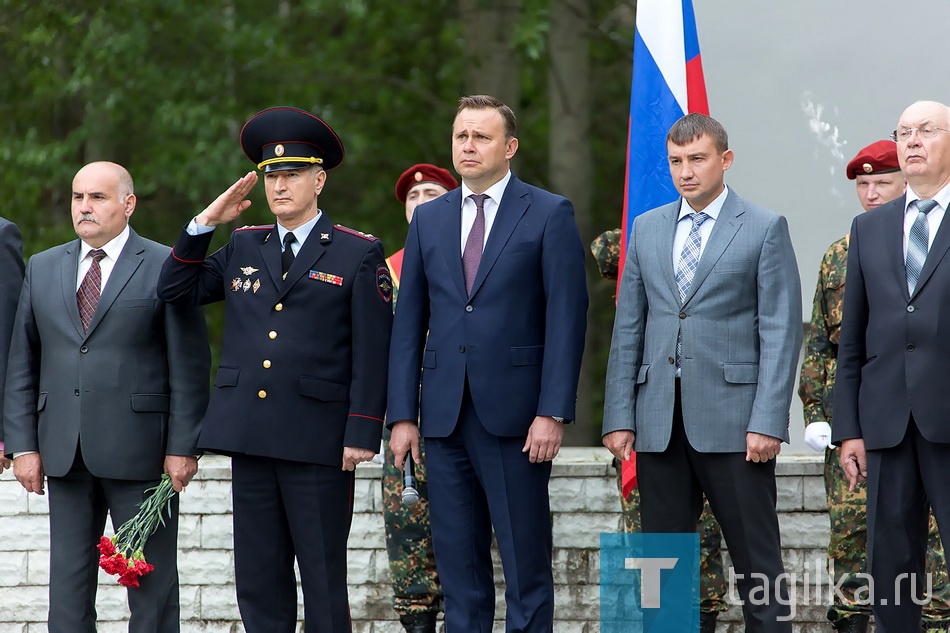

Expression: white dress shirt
xmin=76 ymin=225 xmax=131 ymax=291
xmin=671 ymin=185 xmax=729 ymax=271
xmin=903 ymin=184 xmax=950 ymax=257
xmin=460 ymin=171 xmax=512 ymax=254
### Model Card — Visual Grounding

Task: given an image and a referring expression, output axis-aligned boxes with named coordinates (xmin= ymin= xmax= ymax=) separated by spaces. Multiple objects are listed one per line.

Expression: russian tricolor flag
xmin=620 ymin=0 xmax=708 ymax=497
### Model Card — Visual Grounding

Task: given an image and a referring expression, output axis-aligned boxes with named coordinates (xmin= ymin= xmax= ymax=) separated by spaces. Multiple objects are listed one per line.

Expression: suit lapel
xmin=61 ymin=241 xmax=84 ymax=336
xmin=884 ymin=198 xmax=911 ymax=302
xmin=682 ymin=191 xmax=742 ymax=306
xmin=468 ymin=177 xmax=530 ymax=299
xmin=439 ymin=189 xmax=468 ymax=301
xmin=261 ymin=225 xmax=283 ymax=288
xmin=84 ymin=230 xmax=146 ymax=338
xmin=912 ymin=200 xmax=950 ymax=298
xmin=655 ymin=203 xmax=680 ymax=299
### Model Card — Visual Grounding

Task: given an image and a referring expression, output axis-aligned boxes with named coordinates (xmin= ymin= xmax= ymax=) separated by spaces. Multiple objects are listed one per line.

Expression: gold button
xmin=275 ymin=303 xmax=283 ymax=311
xmin=263 ymin=360 xmax=271 ymax=368
xmin=268 ymin=331 xmax=277 ymax=340
xmin=258 ymin=390 xmax=267 ymax=399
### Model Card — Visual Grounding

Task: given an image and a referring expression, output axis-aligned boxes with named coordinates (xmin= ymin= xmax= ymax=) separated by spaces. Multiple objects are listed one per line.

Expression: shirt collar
xmin=277 ymin=211 xmax=322 ymax=247
xmin=79 ymin=224 xmax=131 ymax=262
xmin=678 ymin=185 xmax=729 ymax=222
xmin=460 ymin=170 xmax=513 ymax=207
xmin=905 ymin=183 xmax=950 ymax=214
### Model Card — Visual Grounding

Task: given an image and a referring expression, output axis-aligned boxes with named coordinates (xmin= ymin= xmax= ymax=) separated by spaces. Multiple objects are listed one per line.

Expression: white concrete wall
xmin=0 ymin=450 xmax=832 ymax=632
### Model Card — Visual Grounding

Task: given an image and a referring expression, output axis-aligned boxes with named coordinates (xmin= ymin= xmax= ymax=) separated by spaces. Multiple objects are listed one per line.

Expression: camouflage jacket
xmin=799 ymin=235 xmax=849 ymax=427
xmin=591 ymin=228 xmax=622 ymax=281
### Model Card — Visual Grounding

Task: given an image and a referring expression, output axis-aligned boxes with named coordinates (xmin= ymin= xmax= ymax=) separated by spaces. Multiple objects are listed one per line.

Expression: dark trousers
xmin=637 ymin=382 xmax=792 ymax=632
xmin=425 ymin=389 xmax=554 ymax=633
xmin=47 ymin=451 xmax=179 ymax=633
xmin=230 ymin=454 xmax=355 ymax=633
xmin=866 ymin=417 xmax=950 ymax=632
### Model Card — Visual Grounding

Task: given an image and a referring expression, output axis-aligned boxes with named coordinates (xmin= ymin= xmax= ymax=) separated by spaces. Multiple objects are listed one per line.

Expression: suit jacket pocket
xmin=36 ymin=392 xmax=48 ymax=412
xmin=636 ymin=365 xmax=650 ymax=385
xmin=723 ymin=363 xmax=759 ymax=384
xmin=214 ymin=366 xmax=240 ymax=388
xmin=299 ymin=376 xmax=349 ymax=402
xmin=114 ymin=298 xmax=157 ymax=309
xmin=422 ymin=350 xmax=437 ymax=368
xmin=131 ymin=394 xmax=171 ymax=412
xmin=714 ymin=260 xmax=753 ymax=274
xmin=510 ymin=345 xmax=544 ymax=366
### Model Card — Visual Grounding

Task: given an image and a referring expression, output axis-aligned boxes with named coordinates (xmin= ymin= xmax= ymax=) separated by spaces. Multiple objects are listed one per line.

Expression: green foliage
xmin=0 ymin=0 xmax=636 ymax=441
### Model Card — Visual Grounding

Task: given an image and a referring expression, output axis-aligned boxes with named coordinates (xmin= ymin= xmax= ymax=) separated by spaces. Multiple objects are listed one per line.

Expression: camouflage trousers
xmin=381 ymin=435 xmax=443 ymax=617
xmin=824 ymin=447 xmax=950 ymax=623
xmin=614 ymin=463 xmax=729 ymax=613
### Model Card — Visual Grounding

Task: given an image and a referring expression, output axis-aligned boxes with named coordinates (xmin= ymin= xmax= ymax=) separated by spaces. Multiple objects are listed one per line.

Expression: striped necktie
xmin=906 ymin=199 xmax=939 ymax=294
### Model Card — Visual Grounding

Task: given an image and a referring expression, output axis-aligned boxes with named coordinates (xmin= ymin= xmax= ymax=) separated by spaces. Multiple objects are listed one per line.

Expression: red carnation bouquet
xmin=96 ymin=473 xmax=177 ymax=588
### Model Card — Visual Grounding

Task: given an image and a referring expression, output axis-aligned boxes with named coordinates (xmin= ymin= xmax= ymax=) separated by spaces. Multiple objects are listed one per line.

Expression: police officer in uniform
xmin=158 ymin=106 xmax=393 ymax=633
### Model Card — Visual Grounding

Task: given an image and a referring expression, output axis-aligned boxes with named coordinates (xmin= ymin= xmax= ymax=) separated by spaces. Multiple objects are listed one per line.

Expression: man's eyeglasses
xmin=890 ymin=126 xmax=950 ymax=142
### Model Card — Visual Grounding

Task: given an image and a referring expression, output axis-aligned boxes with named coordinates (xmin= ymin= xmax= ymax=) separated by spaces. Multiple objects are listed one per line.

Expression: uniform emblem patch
xmin=241 ymin=266 xmax=259 ymax=275
xmin=252 ymin=279 xmax=261 ymax=293
xmin=309 ymin=270 xmax=344 ymax=286
xmin=231 ymin=278 xmax=243 ymax=292
xmin=242 ymin=279 xmax=252 ymax=292
xmin=376 ymin=263 xmax=393 ymax=303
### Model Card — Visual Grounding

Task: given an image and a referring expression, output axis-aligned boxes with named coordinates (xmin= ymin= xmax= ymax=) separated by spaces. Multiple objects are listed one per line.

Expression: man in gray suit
xmin=3 ymin=161 xmax=210 ymax=633
xmin=602 ymin=114 xmax=801 ymax=631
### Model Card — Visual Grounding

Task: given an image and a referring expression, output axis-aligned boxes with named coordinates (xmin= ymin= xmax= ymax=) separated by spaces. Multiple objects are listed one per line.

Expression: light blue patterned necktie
xmin=906 ymin=199 xmax=939 ymax=294
xmin=675 ymin=211 xmax=711 ymax=367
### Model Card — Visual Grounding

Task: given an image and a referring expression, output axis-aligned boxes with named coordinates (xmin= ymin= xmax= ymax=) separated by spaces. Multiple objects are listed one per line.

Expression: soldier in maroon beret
xmin=382 ymin=163 xmax=456 ymax=633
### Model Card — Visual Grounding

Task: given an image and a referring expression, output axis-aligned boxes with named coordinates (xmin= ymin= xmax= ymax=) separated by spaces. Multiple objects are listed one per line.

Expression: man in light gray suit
xmin=3 ymin=161 xmax=210 ymax=633
xmin=603 ymin=114 xmax=801 ymax=631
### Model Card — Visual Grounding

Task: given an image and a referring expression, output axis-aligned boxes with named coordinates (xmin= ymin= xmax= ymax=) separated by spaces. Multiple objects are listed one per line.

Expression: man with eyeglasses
xmin=835 ymin=101 xmax=950 ymax=632
xmin=801 ymin=139 xmax=950 ymax=632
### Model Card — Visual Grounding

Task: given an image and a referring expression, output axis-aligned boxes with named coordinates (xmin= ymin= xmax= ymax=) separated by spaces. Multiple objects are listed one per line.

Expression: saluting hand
xmin=195 ymin=171 xmax=259 ymax=227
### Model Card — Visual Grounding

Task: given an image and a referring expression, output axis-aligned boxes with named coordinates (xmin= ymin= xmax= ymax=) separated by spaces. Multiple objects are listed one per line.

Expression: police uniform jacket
xmin=158 ymin=212 xmax=393 ymax=467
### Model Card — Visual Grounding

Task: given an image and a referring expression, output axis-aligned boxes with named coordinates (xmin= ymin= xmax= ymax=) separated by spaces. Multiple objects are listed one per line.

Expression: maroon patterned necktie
xmin=77 ymin=249 xmax=107 ymax=331
xmin=463 ymin=194 xmax=488 ymax=295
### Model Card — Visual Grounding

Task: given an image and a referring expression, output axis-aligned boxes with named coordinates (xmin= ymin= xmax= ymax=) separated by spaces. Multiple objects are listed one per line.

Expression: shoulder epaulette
xmin=334 ymin=224 xmax=378 ymax=241
xmin=234 ymin=224 xmax=274 ymax=232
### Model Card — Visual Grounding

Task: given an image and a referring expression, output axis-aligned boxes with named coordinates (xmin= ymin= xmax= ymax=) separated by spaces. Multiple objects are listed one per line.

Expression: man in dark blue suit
xmin=388 ymin=95 xmax=588 ymax=633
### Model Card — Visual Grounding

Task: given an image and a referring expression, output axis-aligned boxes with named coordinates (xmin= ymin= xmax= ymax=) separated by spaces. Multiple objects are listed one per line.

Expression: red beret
xmin=846 ymin=140 xmax=901 ymax=180
xmin=394 ymin=164 xmax=458 ymax=204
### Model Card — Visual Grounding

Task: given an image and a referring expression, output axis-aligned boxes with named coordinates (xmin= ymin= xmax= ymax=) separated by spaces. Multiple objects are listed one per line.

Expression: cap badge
xmin=414 ymin=171 xmax=423 ymax=182
xmin=274 ymin=144 xmax=285 ymax=157
xmin=863 ymin=163 xmax=873 ymax=173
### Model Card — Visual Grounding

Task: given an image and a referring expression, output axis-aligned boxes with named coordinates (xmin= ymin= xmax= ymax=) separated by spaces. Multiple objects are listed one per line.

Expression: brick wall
xmin=0 ymin=450 xmax=832 ymax=632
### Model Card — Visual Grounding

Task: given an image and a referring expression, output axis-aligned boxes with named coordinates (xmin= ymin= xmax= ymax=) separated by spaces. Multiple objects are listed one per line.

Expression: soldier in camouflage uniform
xmin=799 ymin=140 xmax=950 ymax=633
xmin=381 ymin=164 xmax=458 ymax=633
xmin=592 ymin=228 xmax=728 ymax=633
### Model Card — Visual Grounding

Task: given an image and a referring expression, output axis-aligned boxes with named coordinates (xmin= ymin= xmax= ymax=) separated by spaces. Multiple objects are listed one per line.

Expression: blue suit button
xmin=907 ymin=305 xmax=915 ymax=312
xmin=907 ymin=344 xmax=915 ymax=351
xmin=465 ymin=305 xmax=474 ymax=313
xmin=80 ymin=346 xmax=88 ymax=353
xmin=459 ymin=346 xmax=466 ymax=353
